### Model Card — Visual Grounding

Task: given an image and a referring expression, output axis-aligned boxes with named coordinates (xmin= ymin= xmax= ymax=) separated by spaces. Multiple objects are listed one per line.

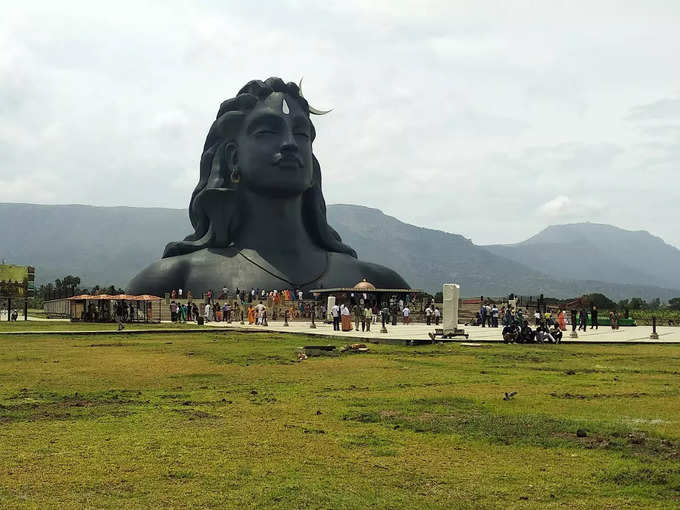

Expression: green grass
xmin=0 ymin=321 xmax=218 ymax=332
xmin=0 ymin=331 xmax=679 ymax=508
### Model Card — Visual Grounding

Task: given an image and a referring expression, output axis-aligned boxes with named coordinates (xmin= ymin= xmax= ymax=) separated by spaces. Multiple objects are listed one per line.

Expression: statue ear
xmin=224 ymin=142 xmax=241 ymax=186
xmin=224 ymin=142 xmax=238 ymax=171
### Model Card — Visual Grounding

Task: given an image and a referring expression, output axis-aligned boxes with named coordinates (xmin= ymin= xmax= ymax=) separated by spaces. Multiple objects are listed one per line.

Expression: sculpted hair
xmin=162 ymin=77 xmax=357 ymax=259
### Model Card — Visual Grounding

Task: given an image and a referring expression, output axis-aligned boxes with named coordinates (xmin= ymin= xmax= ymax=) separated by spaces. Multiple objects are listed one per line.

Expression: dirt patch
xmin=550 ymin=392 xmax=650 ymax=400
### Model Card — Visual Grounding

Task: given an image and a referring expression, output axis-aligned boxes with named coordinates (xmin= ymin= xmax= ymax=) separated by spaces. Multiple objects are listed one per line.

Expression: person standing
xmin=503 ymin=307 xmax=512 ymax=327
xmin=425 ymin=305 xmax=432 ymax=326
xmin=363 ymin=305 xmax=372 ymax=332
xmin=115 ymin=302 xmax=125 ymax=331
xmin=402 ymin=305 xmax=410 ymax=325
xmin=204 ymin=302 xmax=211 ymax=323
xmin=579 ymin=308 xmax=588 ymax=331
xmin=331 ymin=302 xmax=340 ymax=331
xmin=341 ymin=304 xmax=352 ymax=331
xmin=591 ymin=306 xmax=599 ymax=330
xmin=352 ymin=303 xmax=363 ymax=331
xmin=434 ymin=307 xmax=441 ymax=325
xmin=491 ymin=304 xmax=499 ymax=327
xmin=480 ymin=304 xmax=487 ymax=328
xmin=557 ymin=310 xmax=566 ymax=330
xmin=609 ymin=310 xmax=619 ymax=330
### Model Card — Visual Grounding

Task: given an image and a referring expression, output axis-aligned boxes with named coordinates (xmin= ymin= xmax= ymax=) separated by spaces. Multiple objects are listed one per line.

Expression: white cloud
xmin=1 ymin=1 xmax=680 ymax=249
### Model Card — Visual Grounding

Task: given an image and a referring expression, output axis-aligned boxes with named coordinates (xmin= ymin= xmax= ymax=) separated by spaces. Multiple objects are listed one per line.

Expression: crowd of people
xmin=502 ymin=319 xmax=564 ymax=344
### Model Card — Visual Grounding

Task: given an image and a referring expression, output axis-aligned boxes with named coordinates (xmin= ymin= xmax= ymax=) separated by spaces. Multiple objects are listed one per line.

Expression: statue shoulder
xmin=326 ymin=252 xmax=410 ymax=289
xmin=359 ymin=260 xmax=410 ymax=289
xmin=127 ymin=254 xmax=192 ymax=295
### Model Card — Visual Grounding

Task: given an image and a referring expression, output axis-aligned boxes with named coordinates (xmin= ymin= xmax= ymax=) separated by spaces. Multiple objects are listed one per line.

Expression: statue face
xmin=236 ymin=92 xmax=314 ymax=197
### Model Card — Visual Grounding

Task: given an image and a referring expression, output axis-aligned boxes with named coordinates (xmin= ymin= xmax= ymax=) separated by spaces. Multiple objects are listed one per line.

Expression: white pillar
xmin=326 ymin=295 xmax=336 ymax=322
xmin=442 ymin=284 xmax=460 ymax=331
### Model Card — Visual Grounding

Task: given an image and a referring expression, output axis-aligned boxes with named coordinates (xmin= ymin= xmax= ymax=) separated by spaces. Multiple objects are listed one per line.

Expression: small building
xmin=45 ymin=294 xmax=162 ymax=323
xmin=310 ymin=279 xmax=424 ymax=321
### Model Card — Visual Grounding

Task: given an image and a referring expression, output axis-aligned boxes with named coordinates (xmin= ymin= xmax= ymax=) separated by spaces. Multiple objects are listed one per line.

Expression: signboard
xmin=0 ymin=265 xmax=35 ymax=298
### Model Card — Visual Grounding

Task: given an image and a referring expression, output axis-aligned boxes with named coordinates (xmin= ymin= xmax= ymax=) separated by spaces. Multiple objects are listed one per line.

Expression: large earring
xmin=230 ymin=166 xmax=240 ymax=184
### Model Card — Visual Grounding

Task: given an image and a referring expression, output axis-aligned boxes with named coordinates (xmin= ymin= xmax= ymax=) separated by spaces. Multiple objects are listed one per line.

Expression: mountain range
xmin=1 ymin=202 xmax=679 ymax=301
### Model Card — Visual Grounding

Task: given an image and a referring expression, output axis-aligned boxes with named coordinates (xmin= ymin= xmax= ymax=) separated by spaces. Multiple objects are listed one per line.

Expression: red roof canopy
xmin=68 ymin=294 xmax=161 ymax=301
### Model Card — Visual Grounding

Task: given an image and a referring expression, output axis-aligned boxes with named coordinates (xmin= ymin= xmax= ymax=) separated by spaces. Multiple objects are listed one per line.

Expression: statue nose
xmin=281 ymin=126 xmax=298 ymax=152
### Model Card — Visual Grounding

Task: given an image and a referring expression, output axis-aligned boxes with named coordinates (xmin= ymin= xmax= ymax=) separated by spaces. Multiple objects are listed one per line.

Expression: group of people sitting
xmin=502 ymin=315 xmax=564 ymax=344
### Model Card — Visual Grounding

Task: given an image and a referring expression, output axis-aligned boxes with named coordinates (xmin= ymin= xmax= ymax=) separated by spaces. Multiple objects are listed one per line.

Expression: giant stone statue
xmin=127 ymin=78 xmax=409 ymax=296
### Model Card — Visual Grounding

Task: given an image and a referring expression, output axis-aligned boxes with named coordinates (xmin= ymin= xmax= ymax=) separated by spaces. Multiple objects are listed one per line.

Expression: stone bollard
xmin=650 ymin=316 xmax=659 ymax=339
xmin=310 ymin=305 xmax=316 ymax=329
xmin=284 ymin=310 xmax=290 ymax=327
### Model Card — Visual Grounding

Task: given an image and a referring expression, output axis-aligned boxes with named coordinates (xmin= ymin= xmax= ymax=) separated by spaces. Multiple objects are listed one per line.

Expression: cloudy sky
xmin=2 ymin=1 xmax=679 ymax=247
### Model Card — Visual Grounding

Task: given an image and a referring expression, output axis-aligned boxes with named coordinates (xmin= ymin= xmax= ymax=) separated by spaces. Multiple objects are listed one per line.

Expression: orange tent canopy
xmin=68 ymin=294 xmax=162 ymax=301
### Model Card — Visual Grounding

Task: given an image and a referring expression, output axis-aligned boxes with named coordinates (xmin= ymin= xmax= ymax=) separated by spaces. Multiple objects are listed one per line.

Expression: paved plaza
xmin=3 ymin=316 xmax=677 ymax=343
xmin=206 ymin=319 xmax=680 ymax=344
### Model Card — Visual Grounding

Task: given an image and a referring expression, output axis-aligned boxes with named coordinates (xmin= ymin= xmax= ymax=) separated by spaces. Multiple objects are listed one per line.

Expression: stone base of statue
xmin=430 ymin=327 xmax=469 ymax=341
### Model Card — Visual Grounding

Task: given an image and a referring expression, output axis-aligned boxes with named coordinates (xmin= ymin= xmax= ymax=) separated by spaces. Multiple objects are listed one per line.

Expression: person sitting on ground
xmin=502 ymin=323 xmax=519 ymax=343
xmin=535 ymin=325 xmax=556 ymax=344
xmin=519 ymin=320 xmax=534 ymax=344
xmin=550 ymin=323 xmax=563 ymax=343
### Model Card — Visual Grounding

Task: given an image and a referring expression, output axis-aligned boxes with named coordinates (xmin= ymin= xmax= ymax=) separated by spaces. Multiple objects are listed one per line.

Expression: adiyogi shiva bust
xmin=127 ymin=77 xmax=409 ymax=296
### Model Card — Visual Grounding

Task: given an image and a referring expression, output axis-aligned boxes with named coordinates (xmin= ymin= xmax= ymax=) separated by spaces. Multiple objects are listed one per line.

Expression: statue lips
xmin=273 ymin=153 xmax=303 ymax=170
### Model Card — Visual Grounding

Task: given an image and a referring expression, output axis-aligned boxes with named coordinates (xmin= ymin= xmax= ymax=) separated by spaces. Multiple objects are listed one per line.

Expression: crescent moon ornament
xmin=298 ymin=77 xmax=333 ymax=115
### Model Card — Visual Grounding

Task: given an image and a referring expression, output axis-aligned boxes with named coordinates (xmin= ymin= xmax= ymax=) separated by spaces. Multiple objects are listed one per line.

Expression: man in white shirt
xmin=433 ymin=307 xmax=441 ymax=325
xmin=255 ymin=301 xmax=266 ymax=325
xmin=402 ymin=306 xmax=410 ymax=325
xmin=331 ymin=303 xmax=340 ymax=331
xmin=204 ymin=303 xmax=211 ymax=323
xmin=425 ymin=306 xmax=433 ymax=325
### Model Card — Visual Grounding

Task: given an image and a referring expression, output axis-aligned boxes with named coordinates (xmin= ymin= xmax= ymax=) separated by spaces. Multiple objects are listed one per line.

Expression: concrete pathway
xmin=204 ymin=320 xmax=680 ymax=344
xmin=2 ymin=319 xmax=678 ymax=343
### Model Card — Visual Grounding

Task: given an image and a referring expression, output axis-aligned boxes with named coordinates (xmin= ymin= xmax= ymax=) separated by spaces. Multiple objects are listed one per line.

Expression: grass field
xmin=0 ymin=321 xmax=215 ymax=332
xmin=0 ymin=331 xmax=678 ymax=509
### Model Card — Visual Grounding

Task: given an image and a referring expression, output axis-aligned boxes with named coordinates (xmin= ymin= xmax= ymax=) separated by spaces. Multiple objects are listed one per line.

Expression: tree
xmin=587 ymin=293 xmax=617 ymax=310
xmin=669 ymin=298 xmax=680 ymax=311
xmin=629 ymin=297 xmax=647 ymax=310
